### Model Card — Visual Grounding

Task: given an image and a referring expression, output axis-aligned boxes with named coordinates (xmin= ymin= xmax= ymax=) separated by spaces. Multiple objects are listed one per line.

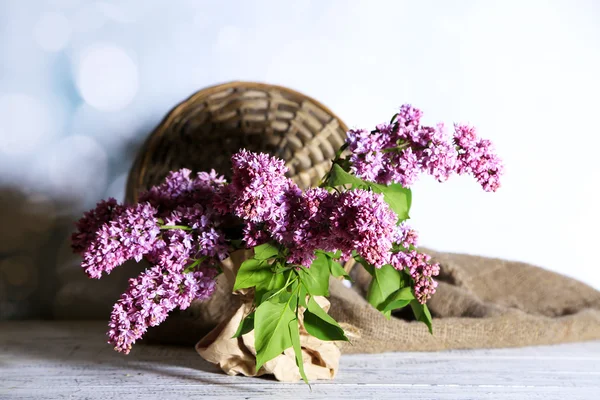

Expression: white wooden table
xmin=1 ymin=321 xmax=599 ymax=399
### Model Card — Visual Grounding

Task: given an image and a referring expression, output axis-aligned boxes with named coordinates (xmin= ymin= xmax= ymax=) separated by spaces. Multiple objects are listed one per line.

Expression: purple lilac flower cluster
xmin=390 ymin=223 xmax=440 ymax=304
xmin=223 ymin=150 xmax=397 ymax=268
xmin=77 ymin=202 xmax=160 ymax=279
xmin=108 ymin=266 xmax=217 ymax=353
xmin=453 ymin=124 xmax=504 ymax=192
xmin=71 ymin=198 xmax=124 ymax=254
xmin=394 ymin=222 xmax=419 ymax=248
xmin=346 ymin=104 xmax=503 ymax=192
xmin=72 ymin=169 xmax=228 ymax=352
xmin=332 ymin=190 xmax=397 ymax=266
xmin=140 ymin=169 xmax=226 ymax=217
xmin=74 ymin=102 xmax=502 ymax=359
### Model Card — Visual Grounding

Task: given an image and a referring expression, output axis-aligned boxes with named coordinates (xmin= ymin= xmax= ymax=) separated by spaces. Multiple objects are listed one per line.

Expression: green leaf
xmin=370 ymin=183 xmax=411 ymax=221
xmin=232 ymin=312 xmax=255 ymax=338
xmin=366 ymin=264 xmax=404 ymax=311
xmin=357 ymin=257 xmax=375 ymax=277
xmin=410 ymin=300 xmax=433 ymax=334
xmin=254 ymin=297 xmax=295 ymax=371
xmin=304 ymin=297 xmax=348 ymax=342
xmin=298 ymin=284 xmax=309 ymax=308
xmin=254 ymin=270 xmax=287 ymax=305
xmin=328 ymin=163 xmax=368 ymax=189
xmin=233 ymin=258 xmax=271 ymax=291
xmin=253 ymin=242 xmax=280 ymax=260
xmin=321 ymin=250 xmax=342 ymax=258
xmin=380 ymin=287 xmax=414 ymax=314
xmin=297 ymin=253 xmax=330 ymax=296
xmin=289 ymin=319 xmax=309 ymax=385
xmin=328 ymin=258 xmax=351 ymax=281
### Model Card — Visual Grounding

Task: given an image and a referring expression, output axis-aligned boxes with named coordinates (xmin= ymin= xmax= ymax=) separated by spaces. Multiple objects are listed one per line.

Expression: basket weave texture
xmin=126 ymin=81 xmax=347 ymax=203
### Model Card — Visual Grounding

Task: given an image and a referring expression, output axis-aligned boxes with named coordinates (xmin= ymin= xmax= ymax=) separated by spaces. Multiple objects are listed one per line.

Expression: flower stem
xmin=160 ymin=225 xmax=192 ymax=231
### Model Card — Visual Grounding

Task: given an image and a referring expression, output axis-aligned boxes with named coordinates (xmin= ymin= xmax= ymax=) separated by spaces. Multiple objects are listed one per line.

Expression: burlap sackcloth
xmin=145 ymin=248 xmax=600 ymax=354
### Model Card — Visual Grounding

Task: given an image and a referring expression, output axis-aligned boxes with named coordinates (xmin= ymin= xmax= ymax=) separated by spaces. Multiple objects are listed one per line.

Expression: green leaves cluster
xmin=359 ymin=258 xmax=432 ymax=333
xmin=232 ymin=245 xmax=350 ymax=384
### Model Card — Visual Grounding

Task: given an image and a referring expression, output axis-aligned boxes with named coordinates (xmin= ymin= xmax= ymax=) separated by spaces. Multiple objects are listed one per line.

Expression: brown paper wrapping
xmin=195 ymin=296 xmax=341 ymax=382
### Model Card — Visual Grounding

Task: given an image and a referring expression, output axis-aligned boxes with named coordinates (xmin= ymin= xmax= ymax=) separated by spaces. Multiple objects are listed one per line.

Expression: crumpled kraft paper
xmin=195 ymin=295 xmax=342 ymax=382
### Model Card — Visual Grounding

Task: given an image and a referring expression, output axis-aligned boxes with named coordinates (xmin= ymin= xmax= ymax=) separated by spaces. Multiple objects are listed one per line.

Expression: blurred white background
xmin=0 ymin=0 xmax=599 ymax=318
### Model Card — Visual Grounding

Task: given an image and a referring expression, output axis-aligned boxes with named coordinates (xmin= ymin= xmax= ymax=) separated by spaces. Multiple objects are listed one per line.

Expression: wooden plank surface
xmin=1 ymin=321 xmax=599 ymax=399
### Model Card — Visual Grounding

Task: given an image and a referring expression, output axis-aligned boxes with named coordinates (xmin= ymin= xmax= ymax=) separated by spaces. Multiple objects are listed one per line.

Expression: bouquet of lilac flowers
xmin=72 ymin=104 xmax=502 ymax=383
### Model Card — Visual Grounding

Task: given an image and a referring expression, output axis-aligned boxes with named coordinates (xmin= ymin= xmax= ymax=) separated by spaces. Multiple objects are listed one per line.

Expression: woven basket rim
xmin=126 ymin=80 xmax=349 ymax=201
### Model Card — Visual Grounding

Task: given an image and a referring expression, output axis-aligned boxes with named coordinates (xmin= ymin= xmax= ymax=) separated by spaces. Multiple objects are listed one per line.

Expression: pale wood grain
xmin=1 ymin=321 xmax=599 ymax=399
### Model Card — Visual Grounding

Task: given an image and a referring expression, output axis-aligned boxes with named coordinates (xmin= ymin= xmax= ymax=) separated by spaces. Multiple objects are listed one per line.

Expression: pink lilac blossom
xmin=222 ymin=149 xmax=300 ymax=225
xmin=172 ymin=204 xmax=228 ymax=260
xmin=79 ymin=202 xmax=160 ymax=279
xmin=347 ymin=105 xmax=456 ymax=187
xmin=222 ymin=151 xmax=402 ymax=267
xmin=147 ymin=229 xmax=193 ymax=273
xmin=390 ymin=222 xmax=439 ymax=303
xmin=220 ymin=150 xmax=305 ymax=255
xmin=453 ymin=124 xmax=504 ymax=192
xmin=332 ymin=190 xmax=397 ymax=267
xmin=71 ymin=198 xmax=125 ymax=254
xmin=284 ymin=188 xmax=339 ymax=267
xmin=224 ymin=151 xmax=399 ymax=268
xmin=394 ymin=223 xmax=419 ymax=249
xmin=147 ymin=205 xmax=228 ymax=272
xmin=107 ymin=265 xmax=217 ymax=353
xmin=347 ymin=105 xmax=501 ymax=190
xmin=390 ymin=250 xmax=440 ymax=304
xmin=139 ymin=168 xmax=226 ymax=216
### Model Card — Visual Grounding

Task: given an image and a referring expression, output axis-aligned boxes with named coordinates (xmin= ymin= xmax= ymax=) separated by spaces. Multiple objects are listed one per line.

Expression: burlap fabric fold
xmin=334 ymin=249 xmax=600 ymax=353
xmin=144 ymin=249 xmax=600 ymax=353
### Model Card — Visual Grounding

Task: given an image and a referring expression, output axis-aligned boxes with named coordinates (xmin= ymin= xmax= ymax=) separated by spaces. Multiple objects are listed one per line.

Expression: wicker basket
xmin=126 ymin=81 xmax=348 ymax=202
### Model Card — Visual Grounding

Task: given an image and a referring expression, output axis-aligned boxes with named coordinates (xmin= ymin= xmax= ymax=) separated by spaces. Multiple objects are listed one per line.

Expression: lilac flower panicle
xmin=139 ymin=169 xmax=194 ymax=210
xmin=332 ymin=190 xmax=397 ymax=268
xmin=107 ymin=266 xmax=217 ymax=354
xmin=196 ymin=169 xmax=227 ymax=188
xmin=419 ymin=123 xmax=457 ymax=183
xmin=453 ymin=123 xmax=478 ymax=149
xmin=397 ymin=104 xmax=423 ymax=130
xmin=394 ymin=223 xmax=419 ymax=249
xmin=148 ymin=205 xmax=229 ymax=272
xmin=390 ymin=222 xmax=439 ymax=303
xmin=80 ymin=202 xmax=160 ymax=279
xmin=242 ymin=223 xmax=269 ymax=247
xmin=390 ymin=250 xmax=440 ymax=304
xmin=139 ymin=168 xmax=226 ymax=215
xmin=392 ymin=147 xmax=420 ymax=187
xmin=284 ymin=188 xmax=338 ymax=267
xmin=224 ymin=152 xmax=402 ymax=269
xmin=71 ymin=198 xmax=124 ymax=254
xmin=147 ymin=229 xmax=193 ymax=273
xmin=346 ymin=105 xmax=503 ymax=191
xmin=453 ymin=124 xmax=504 ymax=192
xmin=227 ymin=150 xmax=300 ymax=225
xmin=347 ymin=128 xmax=385 ymax=154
